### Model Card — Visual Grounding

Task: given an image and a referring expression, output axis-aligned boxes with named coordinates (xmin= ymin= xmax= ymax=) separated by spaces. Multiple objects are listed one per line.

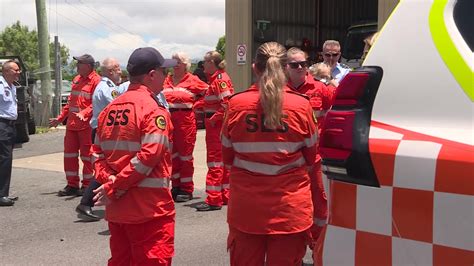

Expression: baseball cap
xmin=126 ymin=47 xmax=177 ymax=76
xmin=73 ymin=54 xmax=95 ymax=65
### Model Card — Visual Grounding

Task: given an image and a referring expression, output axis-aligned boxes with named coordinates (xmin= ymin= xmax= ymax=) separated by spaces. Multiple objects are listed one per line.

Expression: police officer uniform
xmin=0 ymin=75 xmax=18 ymax=206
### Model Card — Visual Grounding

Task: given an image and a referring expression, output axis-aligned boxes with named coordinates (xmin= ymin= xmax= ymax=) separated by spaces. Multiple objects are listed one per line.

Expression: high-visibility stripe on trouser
xmin=309 ymin=159 xmax=328 ymax=249
xmin=63 ymin=128 xmax=93 ymax=188
xmin=204 ymin=118 xmax=224 ymax=206
xmin=170 ymin=111 xmax=197 ymax=193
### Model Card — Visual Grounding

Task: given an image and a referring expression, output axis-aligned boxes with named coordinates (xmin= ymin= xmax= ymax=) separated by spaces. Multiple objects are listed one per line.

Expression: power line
xmin=54 ymin=9 xmax=123 ymax=48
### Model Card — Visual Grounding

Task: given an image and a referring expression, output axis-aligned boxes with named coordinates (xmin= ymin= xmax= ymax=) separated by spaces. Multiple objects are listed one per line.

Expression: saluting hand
xmin=76 ymin=112 xmax=86 ymax=121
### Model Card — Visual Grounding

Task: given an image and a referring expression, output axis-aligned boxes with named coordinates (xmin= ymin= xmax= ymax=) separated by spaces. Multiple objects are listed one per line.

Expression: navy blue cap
xmin=126 ymin=47 xmax=176 ymax=76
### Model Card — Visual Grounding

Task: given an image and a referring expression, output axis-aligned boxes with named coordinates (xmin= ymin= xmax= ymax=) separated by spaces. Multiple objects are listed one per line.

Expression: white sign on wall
xmin=237 ymin=44 xmax=247 ymax=65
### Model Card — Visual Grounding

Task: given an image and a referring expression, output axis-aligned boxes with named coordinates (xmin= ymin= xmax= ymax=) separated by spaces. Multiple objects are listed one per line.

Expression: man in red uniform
xmin=50 ymin=54 xmax=100 ymax=196
xmin=196 ymin=51 xmax=234 ymax=211
xmin=92 ymin=47 xmax=177 ymax=265
xmin=163 ymin=52 xmax=208 ymax=202
xmin=287 ymin=47 xmax=331 ymax=247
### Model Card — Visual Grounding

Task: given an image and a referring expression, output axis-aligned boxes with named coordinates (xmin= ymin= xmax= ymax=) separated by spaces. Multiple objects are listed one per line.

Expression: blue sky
xmin=0 ymin=0 xmax=225 ymax=65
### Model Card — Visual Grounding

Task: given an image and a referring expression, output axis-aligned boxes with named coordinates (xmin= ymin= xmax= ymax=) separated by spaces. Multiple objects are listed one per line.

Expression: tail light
xmin=319 ymin=67 xmax=382 ymax=187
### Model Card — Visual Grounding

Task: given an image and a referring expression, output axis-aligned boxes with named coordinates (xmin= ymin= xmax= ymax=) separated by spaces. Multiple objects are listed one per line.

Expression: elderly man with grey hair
xmin=76 ymin=57 xmax=122 ymax=221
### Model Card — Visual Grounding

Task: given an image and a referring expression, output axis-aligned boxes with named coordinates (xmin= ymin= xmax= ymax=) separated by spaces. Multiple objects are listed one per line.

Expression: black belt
xmin=169 ymin=108 xmax=192 ymax=112
xmin=205 ymin=112 xmax=215 ymax=118
xmin=0 ymin=118 xmax=15 ymax=126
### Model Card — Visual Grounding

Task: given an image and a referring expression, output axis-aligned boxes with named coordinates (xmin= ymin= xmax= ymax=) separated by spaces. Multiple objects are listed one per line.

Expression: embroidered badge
xmin=5 ymin=90 xmax=10 ymax=97
xmin=111 ymin=90 xmax=118 ymax=98
xmin=220 ymin=82 xmax=227 ymax=89
xmin=155 ymin=115 xmax=166 ymax=130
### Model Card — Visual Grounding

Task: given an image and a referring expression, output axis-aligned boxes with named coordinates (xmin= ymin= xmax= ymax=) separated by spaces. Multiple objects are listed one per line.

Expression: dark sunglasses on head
xmin=323 ymin=53 xmax=340 ymax=58
xmin=288 ymin=61 xmax=309 ymax=69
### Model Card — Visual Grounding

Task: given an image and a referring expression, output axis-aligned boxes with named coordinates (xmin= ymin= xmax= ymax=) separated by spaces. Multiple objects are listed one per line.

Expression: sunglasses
xmin=323 ymin=53 xmax=340 ymax=58
xmin=288 ymin=61 xmax=309 ymax=69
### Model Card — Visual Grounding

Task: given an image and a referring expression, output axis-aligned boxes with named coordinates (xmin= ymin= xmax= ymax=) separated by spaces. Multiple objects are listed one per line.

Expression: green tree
xmin=0 ymin=21 xmax=69 ymax=74
xmin=216 ymin=35 xmax=225 ymax=58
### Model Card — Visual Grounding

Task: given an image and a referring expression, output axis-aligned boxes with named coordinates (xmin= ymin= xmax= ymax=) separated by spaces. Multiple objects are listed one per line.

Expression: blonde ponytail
xmin=255 ymin=42 xmax=287 ymax=129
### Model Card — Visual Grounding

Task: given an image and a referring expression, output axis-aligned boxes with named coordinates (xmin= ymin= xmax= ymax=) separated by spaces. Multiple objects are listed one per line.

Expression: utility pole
xmin=35 ymin=0 xmax=52 ymax=126
xmin=53 ymin=36 xmax=62 ymax=117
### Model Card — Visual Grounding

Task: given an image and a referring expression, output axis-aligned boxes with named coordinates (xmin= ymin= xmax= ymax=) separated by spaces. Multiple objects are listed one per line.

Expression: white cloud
xmin=0 ymin=0 xmax=224 ymax=66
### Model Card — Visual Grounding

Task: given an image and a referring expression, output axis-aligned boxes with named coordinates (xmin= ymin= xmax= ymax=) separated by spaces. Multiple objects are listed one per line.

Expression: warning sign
xmin=237 ymin=44 xmax=247 ymax=65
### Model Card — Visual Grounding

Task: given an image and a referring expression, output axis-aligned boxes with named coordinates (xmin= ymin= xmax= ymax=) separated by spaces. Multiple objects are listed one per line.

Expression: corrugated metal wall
xmin=252 ymin=0 xmax=378 ymax=50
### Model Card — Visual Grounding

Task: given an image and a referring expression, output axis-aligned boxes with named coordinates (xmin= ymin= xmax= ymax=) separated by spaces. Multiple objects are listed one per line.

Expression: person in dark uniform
xmin=0 ymin=60 xmax=21 ymax=207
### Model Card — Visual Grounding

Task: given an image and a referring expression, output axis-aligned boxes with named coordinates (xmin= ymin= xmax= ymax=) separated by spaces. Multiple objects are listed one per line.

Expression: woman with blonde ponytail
xmin=221 ymin=42 xmax=319 ymax=265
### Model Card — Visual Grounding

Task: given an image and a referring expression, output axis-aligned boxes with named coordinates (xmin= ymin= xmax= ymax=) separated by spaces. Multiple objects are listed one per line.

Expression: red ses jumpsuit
xmin=92 ymin=83 xmax=175 ymax=265
xmin=287 ymin=73 xmax=332 ymax=246
xmin=203 ymin=70 xmax=234 ymax=207
xmin=222 ymin=85 xmax=318 ymax=265
xmin=56 ymin=71 xmax=100 ymax=189
xmin=163 ymin=72 xmax=208 ymax=195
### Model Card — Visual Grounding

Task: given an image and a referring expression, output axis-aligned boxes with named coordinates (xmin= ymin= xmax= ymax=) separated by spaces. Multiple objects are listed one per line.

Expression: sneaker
xmin=195 ymin=203 xmax=222 ymax=211
xmin=175 ymin=192 xmax=193 ymax=203
xmin=58 ymin=185 xmax=81 ymax=197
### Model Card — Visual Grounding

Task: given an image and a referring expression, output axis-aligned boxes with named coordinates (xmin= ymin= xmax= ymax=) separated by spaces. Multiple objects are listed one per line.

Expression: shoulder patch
xmin=219 ymin=81 xmax=227 ymax=89
xmin=106 ymin=80 xmax=114 ymax=87
xmin=111 ymin=90 xmax=119 ymax=98
xmin=217 ymin=73 xmax=222 ymax=79
xmin=286 ymin=90 xmax=310 ymax=100
xmin=155 ymin=115 xmax=167 ymax=130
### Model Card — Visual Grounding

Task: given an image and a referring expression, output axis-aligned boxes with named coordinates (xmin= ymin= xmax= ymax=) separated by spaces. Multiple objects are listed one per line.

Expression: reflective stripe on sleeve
xmin=233 ymin=156 xmax=306 ymax=175
xmin=218 ymin=90 xmax=232 ymax=100
xmin=204 ymin=95 xmax=218 ymax=101
xmin=100 ymin=140 xmax=141 ymax=152
xmin=64 ymin=152 xmax=79 ymax=158
xmin=179 ymin=155 xmax=193 ymax=161
xmin=131 ymin=156 xmax=152 ymax=175
xmin=207 ymin=162 xmax=223 ymax=167
xmin=180 ymin=177 xmax=193 ymax=183
xmin=206 ymin=185 xmax=222 ymax=191
xmin=314 ymin=110 xmax=327 ymax=118
xmin=222 ymin=184 xmax=230 ymax=189
xmin=232 ymin=141 xmax=305 ymax=153
xmin=171 ymin=173 xmax=180 ymax=179
xmin=138 ymin=177 xmax=170 ymax=188
xmin=80 ymin=92 xmax=91 ymax=99
xmin=83 ymin=174 xmax=94 ymax=179
xmin=313 ymin=217 xmax=327 ymax=227
xmin=304 ymin=133 xmax=318 ymax=148
xmin=168 ymin=103 xmax=193 ymax=109
xmin=221 ymin=135 xmax=232 ymax=148
xmin=141 ymin=133 xmax=170 ymax=148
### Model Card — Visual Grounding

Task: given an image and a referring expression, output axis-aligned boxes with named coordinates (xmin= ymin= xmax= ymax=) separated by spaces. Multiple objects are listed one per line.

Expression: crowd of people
xmin=0 ymin=39 xmax=350 ymax=265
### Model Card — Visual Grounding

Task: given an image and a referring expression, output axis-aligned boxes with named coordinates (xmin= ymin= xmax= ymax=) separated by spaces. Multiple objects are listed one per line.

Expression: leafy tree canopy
xmin=216 ymin=35 xmax=225 ymax=58
xmin=0 ymin=21 xmax=69 ymax=76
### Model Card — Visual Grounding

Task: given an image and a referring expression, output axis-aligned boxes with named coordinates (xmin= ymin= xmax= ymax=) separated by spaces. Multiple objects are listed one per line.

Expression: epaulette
xmin=217 ymin=73 xmax=222 ymax=79
xmin=106 ymin=80 xmax=114 ymax=87
xmin=286 ymin=89 xmax=310 ymax=100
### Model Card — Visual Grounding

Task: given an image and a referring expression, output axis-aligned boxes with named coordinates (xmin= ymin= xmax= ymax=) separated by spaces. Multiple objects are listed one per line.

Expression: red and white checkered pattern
xmin=316 ymin=121 xmax=474 ymax=265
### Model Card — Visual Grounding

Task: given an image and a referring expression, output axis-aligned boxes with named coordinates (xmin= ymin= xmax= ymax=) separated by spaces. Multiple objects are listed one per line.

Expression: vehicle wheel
xmin=15 ymin=119 xmax=30 ymax=143
xmin=28 ymin=118 xmax=36 ymax=135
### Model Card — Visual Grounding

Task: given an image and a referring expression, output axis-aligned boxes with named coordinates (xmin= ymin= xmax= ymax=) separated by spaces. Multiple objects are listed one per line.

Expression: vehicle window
xmin=454 ymin=0 xmax=473 ymax=52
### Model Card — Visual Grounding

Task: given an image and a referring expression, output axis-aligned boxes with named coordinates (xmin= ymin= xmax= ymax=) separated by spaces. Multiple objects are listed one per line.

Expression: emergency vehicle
xmin=316 ymin=0 xmax=473 ymax=265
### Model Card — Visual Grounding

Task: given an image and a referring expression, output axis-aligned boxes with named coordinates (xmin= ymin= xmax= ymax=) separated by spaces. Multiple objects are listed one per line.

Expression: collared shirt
xmin=90 ymin=77 xmax=120 ymax=129
xmin=332 ymin=63 xmax=351 ymax=83
xmin=0 ymin=76 xmax=18 ymax=120
xmin=118 ymin=81 xmax=169 ymax=111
